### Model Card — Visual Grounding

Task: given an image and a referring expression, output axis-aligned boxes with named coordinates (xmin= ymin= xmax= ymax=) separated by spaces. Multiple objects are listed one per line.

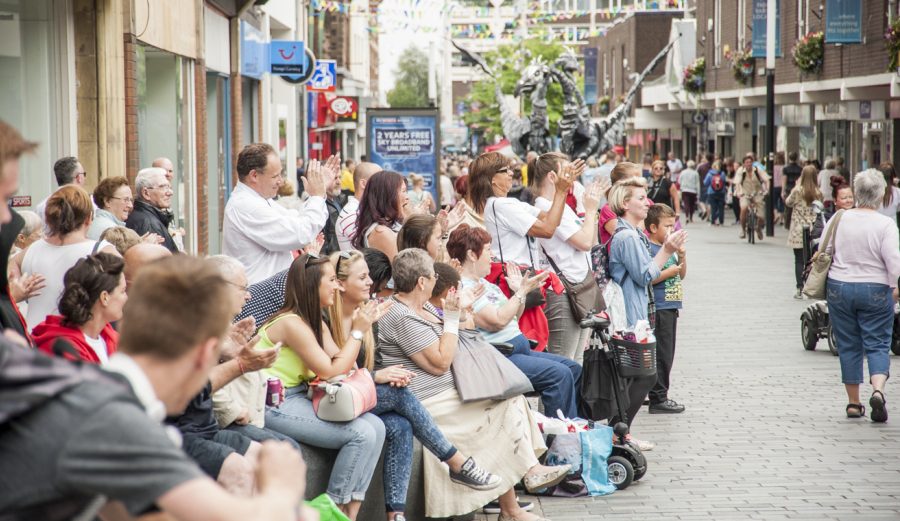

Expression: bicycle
xmin=744 ymin=192 xmax=764 ymax=244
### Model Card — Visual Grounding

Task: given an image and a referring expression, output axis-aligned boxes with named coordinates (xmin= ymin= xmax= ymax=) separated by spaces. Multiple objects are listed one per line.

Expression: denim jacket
xmin=609 ymin=219 xmax=661 ymax=327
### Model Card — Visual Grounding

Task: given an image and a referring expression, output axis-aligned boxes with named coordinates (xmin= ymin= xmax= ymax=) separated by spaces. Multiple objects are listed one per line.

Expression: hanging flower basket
xmin=682 ymin=57 xmax=705 ymax=95
xmin=791 ymin=31 xmax=825 ymax=75
xmin=597 ymin=95 xmax=610 ymax=115
xmin=726 ymin=47 xmax=755 ymax=85
xmin=886 ymin=17 xmax=900 ymax=72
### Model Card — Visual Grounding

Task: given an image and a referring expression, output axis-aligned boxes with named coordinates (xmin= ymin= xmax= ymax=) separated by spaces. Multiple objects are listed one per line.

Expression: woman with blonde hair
xmin=327 ymin=250 xmax=500 ymax=521
xmin=407 ymin=173 xmax=435 ymax=214
xmin=785 ymin=165 xmax=823 ymax=298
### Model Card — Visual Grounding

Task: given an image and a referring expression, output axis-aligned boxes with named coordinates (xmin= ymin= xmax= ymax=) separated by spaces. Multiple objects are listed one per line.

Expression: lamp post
xmin=765 ymin=0 xmax=776 ymax=237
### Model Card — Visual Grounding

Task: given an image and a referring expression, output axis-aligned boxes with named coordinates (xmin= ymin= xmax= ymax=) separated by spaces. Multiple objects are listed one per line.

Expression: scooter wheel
xmin=827 ymin=323 xmax=839 ymax=357
xmin=801 ymin=318 xmax=817 ymax=351
xmin=634 ymin=464 xmax=647 ymax=481
xmin=607 ymin=456 xmax=634 ymax=490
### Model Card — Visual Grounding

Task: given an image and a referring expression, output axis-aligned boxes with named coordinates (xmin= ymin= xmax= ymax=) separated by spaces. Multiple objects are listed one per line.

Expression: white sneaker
xmin=629 ymin=437 xmax=655 ymax=451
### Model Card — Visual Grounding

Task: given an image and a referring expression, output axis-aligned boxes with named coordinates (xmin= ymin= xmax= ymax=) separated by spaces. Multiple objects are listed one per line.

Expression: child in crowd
xmin=644 ymin=204 xmax=687 ymax=414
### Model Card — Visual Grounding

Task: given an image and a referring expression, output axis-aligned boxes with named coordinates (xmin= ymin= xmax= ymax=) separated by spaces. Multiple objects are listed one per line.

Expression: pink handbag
xmin=308 ymin=368 xmax=377 ymax=422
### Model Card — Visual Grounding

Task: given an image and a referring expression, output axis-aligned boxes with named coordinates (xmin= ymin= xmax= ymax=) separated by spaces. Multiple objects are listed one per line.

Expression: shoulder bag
xmin=802 ymin=210 xmax=844 ymax=300
xmin=307 ymin=368 xmax=377 ymax=422
xmin=541 ymin=246 xmax=605 ymax=321
xmin=451 ymin=329 xmax=533 ymax=402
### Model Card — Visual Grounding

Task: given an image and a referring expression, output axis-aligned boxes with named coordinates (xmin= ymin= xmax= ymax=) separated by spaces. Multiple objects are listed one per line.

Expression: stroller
xmin=578 ymin=312 xmax=648 ymax=490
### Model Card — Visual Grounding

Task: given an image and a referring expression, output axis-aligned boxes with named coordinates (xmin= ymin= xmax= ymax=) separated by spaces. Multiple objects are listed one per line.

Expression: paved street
xmin=485 ymin=220 xmax=900 ymax=521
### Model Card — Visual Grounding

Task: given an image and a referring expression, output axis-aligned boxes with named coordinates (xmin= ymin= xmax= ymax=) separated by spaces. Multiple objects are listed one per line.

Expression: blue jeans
xmin=826 ymin=279 xmax=893 ymax=384
xmin=507 ymin=334 xmax=582 ymax=418
xmin=371 ymin=384 xmax=457 ymax=513
xmin=265 ymin=386 xmax=385 ymax=505
xmin=708 ymin=193 xmax=726 ymax=225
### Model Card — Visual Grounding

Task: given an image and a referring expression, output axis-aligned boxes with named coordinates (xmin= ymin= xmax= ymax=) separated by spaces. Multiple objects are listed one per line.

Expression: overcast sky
xmin=377 ymin=0 xmax=445 ymax=95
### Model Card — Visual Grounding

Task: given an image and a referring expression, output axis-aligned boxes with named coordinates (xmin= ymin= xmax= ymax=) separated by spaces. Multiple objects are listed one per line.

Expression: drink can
xmin=266 ymin=377 xmax=284 ymax=407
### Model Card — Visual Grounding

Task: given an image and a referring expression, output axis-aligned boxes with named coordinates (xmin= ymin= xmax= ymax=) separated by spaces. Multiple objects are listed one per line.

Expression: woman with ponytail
xmin=33 ymin=253 xmax=126 ymax=364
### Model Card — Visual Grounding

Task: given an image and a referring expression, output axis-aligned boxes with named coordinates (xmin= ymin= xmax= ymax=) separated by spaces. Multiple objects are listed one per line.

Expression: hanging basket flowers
xmin=886 ymin=17 xmax=900 ymax=72
xmin=682 ymin=57 xmax=706 ymax=95
xmin=725 ymin=46 xmax=755 ymax=85
xmin=791 ymin=31 xmax=825 ymax=75
xmin=597 ymin=95 xmax=610 ymax=115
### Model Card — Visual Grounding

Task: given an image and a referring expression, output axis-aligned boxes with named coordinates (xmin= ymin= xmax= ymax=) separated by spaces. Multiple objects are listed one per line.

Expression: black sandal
xmin=870 ymin=391 xmax=888 ymax=423
xmin=846 ymin=403 xmax=866 ymax=418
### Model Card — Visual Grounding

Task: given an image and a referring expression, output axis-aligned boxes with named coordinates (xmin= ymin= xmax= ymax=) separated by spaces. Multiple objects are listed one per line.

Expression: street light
xmin=765 ymin=0 xmax=776 ymax=237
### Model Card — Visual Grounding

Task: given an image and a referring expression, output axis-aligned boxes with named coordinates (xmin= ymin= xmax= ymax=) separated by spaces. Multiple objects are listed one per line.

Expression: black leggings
xmin=793 ymin=248 xmax=805 ymax=290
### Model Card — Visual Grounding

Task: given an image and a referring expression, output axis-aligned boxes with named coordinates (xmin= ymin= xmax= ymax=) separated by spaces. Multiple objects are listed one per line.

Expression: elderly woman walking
xmin=825 ymin=169 xmax=900 ymax=423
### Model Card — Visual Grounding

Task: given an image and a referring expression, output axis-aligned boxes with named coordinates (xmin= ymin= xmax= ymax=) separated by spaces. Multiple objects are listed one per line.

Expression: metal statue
xmin=555 ymin=39 xmax=678 ymax=160
xmin=452 ymin=40 xmax=553 ymax=159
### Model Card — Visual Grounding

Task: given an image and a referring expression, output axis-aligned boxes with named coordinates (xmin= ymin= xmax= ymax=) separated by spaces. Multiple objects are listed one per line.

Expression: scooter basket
xmin=609 ymin=338 xmax=657 ymax=378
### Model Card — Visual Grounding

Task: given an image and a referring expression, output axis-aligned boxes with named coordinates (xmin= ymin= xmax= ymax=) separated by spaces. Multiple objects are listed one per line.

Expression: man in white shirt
xmin=666 ymin=151 xmax=684 ymax=178
xmin=336 ymin=161 xmax=382 ymax=251
xmin=223 ymin=143 xmax=336 ymax=283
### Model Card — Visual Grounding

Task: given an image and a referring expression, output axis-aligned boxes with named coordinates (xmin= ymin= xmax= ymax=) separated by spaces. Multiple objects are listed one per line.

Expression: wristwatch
xmin=350 ymin=330 xmax=364 ymax=341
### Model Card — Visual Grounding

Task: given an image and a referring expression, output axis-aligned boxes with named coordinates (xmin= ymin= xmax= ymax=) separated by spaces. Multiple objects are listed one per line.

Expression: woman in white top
xmin=407 ymin=173 xmax=435 ymax=214
xmin=530 ymin=152 xmax=608 ymax=362
xmin=16 ymin=185 xmax=118 ymax=331
xmin=352 ymin=171 xmax=407 ymax=260
xmin=465 ymin=151 xmax=575 ymax=268
xmin=877 ymin=162 xmax=900 ymax=223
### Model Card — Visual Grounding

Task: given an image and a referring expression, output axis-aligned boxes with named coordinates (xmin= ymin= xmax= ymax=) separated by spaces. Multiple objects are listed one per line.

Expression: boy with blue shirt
xmin=645 ymin=204 xmax=687 ymax=414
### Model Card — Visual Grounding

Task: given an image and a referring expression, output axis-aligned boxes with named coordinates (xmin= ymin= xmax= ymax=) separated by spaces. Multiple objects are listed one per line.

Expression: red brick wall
xmin=124 ymin=34 xmax=139 ymax=185
xmin=194 ymin=61 xmax=208 ymax=255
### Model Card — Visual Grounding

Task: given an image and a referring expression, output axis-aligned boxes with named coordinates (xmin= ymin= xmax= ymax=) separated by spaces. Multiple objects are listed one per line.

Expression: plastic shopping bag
xmin=305 ymin=494 xmax=351 ymax=521
xmin=580 ymin=426 xmax=616 ymax=496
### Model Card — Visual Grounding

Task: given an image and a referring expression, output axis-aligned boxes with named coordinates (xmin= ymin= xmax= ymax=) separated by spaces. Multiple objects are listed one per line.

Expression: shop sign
xmin=240 ymin=21 xmax=267 ymax=79
xmin=751 ymin=0 xmax=782 ymax=58
xmin=367 ymin=109 xmax=441 ymax=204
xmin=270 ymin=40 xmax=306 ymax=74
xmin=10 ymin=196 xmax=31 ymax=207
xmin=824 ymin=0 xmax=862 ymax=44
xmin=583 ymin=47 xmax=599 ymax=105
xmin=307 ymin=60 xmax=337 ymax=92
xmin=328 ymin=96 xmax=358 ymax=123
xmin=279 ymin=48 xmax=317 ymax=84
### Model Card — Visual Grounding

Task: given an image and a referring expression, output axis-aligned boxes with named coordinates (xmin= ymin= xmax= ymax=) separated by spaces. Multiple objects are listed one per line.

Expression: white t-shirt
xmin=440 ymin=175 xmax=455 ymax=207
xmin=878 ymin=186 xmax=900 ymax=220
xmin=818 ymin=169 xmax=839 ymax=202
xmin=83 ymin=332 xmax=110 ymax=365
xmin=534 ymin=196 xmax=591 ymax=282
xmin=667 ymin=159 xmax=684 ymax=175
xmin=336 ymin=196 xmax=360 ymax=252
xmin=22 ymin=239 xmax=112 ymax=331
xmin=484 ymin=197 xmax=540 ymax=266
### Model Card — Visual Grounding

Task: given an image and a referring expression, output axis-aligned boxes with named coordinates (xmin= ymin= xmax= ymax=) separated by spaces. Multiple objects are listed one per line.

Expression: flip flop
xmin=870 ymin=391 xmax=888 ymax=423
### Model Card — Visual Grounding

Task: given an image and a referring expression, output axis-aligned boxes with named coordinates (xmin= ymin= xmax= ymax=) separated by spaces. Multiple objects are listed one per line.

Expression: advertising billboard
xmin=367 ymin=108 xmax=441 ymax=204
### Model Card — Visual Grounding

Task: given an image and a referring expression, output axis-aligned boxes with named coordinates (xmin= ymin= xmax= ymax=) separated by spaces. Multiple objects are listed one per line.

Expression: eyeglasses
xmin=110 ymin=196 xmax=134 ymax=204
xmin=227 ymin=280 xmax=250 ymax=293
xmin=304 ymin=252 xmax=321 ymax=267
xmin=495 ymin=167 xmax=513 ymax=176
xmin=154 ymin=183 xmax=172 ymax=191
xmin=336 ymin=250 xmax=353 ymax=273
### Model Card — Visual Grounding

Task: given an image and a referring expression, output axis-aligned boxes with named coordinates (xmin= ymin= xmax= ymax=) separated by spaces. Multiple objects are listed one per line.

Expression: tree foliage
xmin=387 ymin=46 xmax=431 ymax=108
xmin=461 ymin=37 xmax=578 ymax=141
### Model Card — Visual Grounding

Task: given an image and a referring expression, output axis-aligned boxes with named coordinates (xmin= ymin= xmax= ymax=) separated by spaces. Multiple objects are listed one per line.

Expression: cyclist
xmin=734 ymin=153 xmax=769 ymax=240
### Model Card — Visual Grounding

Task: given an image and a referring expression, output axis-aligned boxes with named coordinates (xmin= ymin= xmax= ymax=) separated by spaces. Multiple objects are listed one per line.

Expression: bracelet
xmin=513 ymin=292 xmax=526 ymax=304
xmin=443 ymin=309 xmax=460 ymax=336
xmin=237 ymin=358 xmax=246 ymax=375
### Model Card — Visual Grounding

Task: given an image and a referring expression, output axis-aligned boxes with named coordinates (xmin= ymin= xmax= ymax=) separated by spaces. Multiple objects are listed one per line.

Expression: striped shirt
xmin=376 ymin=298 xmax=454 ymax=401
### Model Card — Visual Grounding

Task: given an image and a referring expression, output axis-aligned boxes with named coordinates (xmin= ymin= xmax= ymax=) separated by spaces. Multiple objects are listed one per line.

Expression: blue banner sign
xmin=367 ymin=109 xmax=441 ymax=204
xmin=270 ymin=40 xmax=306 ymax=74
xmin=751 ymin=0 xmax=782 ymax=59
xmin=240 ymin=21 xmax=267 ymax=79
xmin=583 ymin=47 xmax=598 ymax=105
xmin=824 ymin=0 xmax=862 ymax=44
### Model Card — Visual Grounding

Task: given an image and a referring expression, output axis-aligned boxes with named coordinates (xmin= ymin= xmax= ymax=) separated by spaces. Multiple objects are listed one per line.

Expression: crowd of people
xmin=0 ymin=110 xmax=893 ymax=521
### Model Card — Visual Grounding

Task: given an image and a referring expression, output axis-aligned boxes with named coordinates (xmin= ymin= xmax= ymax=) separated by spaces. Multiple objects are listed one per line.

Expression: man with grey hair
xmin=34 ymin=156 xmax=91 ymax=233
xmin=127 ymin=167 xmax=178 ymax=252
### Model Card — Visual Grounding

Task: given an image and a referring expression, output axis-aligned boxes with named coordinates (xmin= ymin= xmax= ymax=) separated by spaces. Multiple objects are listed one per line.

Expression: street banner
xmin=824 ymin=0 xmax=862 ymax=44
xmin=583 ymin=47 xmax=599 ymax=105
xmin=367 ymin=108 xmax=441 ymax=205
xmin=307 ymin=60 xmax=337 ymax=92
xmin=270 ymin=40 xmax=306 ymax=74
xmin=751 ymin=0 xmax=782 ymax=58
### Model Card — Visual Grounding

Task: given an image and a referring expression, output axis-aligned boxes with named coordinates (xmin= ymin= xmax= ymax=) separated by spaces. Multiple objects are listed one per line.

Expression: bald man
xmin=153 ymin=157 xmax=175 ymax=183
xmin=124 ymin=243 xmax=172 ymax=288
xmin=336 ymin=162 xmax=382 ymax=251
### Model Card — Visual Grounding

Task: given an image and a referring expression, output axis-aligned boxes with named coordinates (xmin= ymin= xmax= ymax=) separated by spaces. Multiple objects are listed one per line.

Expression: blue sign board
xmin=367 ymin=109 xmax=441 ymax=204
xmin=270 ymin=40 xmax=306 ymax=74
xmin=824 ymin=0 xmax=862 ymax=44
xmin=751 ymin=0 xmax=782 ymax=59
xmin=583 ymin=47 xmax=599 ymax=105
xmin=240 ymin=21 xmax=267 ymax=79
xmin=307 ymin=59 xmax=337 ymax=92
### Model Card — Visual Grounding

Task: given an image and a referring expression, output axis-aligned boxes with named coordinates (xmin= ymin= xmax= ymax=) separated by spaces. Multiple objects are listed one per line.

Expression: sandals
xmin=846 ymin=403 xmax=866 ymax=418
xmin=870 ymin=391 xmax=888 ymax=423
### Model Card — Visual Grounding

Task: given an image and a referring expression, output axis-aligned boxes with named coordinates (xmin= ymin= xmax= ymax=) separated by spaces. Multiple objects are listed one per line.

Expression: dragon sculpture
xmin=552 ymin=39 xmax=678 ymax=160
xmin=452 ymin=40 xmax=553 ymax=159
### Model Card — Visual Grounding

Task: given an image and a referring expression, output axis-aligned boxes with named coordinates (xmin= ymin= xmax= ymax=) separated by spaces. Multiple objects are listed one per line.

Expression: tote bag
xmin=451 ymin=329 xmax=534 ymax=402
xmin=802 ymin=210 xmax=844 ymax=300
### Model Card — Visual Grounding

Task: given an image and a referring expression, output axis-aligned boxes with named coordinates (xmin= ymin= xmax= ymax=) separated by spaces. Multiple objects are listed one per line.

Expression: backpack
xmin=711 ymin=172 xmax=725 ymax=193
xmin=589 ymin=229 xmax=619 ymax=291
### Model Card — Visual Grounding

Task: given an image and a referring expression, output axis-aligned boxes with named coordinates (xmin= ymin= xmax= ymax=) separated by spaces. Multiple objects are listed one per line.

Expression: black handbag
xmin=491 ymin=199 xmax=546 ymax=309
xmin=579 ymin=340 xmax=629 ymax=422
xmin=541 ymin=246 xmax=605 ymax=320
